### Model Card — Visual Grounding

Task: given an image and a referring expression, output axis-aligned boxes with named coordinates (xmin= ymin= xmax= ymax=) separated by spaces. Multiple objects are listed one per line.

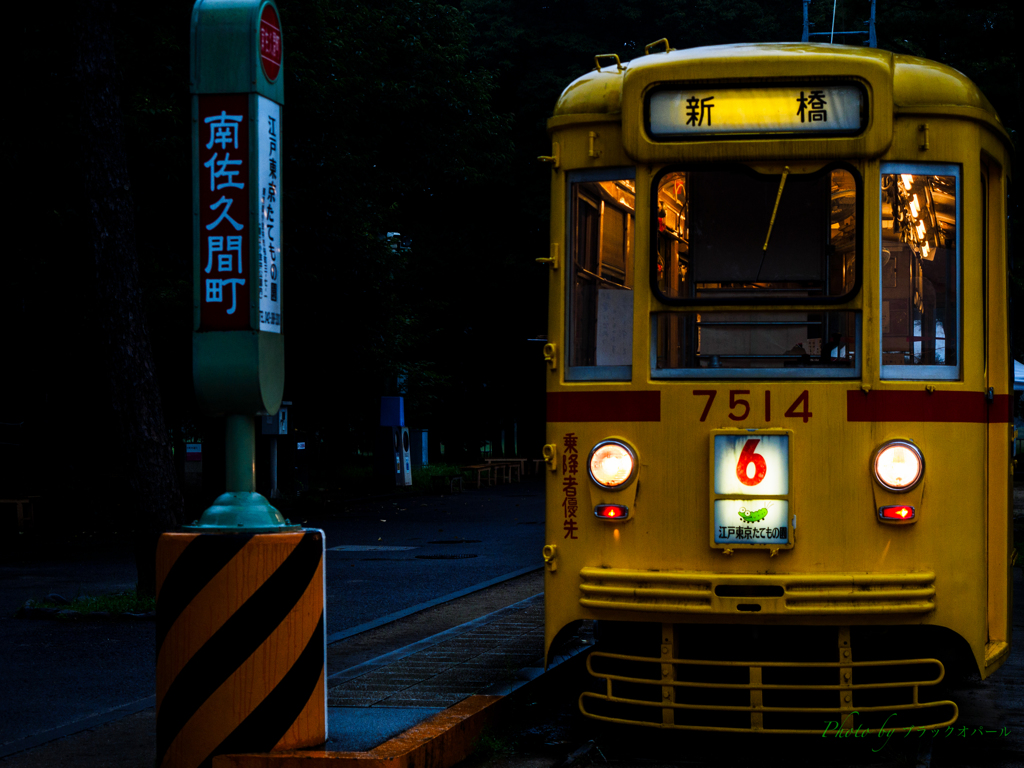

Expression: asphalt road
xmin=314 ymin=481 xmax=544 ymax=636
xmin=0 ymin=477 xmax=545 ymax=753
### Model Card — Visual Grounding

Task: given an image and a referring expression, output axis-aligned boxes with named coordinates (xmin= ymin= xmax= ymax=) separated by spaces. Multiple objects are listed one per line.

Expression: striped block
xmin=156 ymin=530 xmax=326 ymax=768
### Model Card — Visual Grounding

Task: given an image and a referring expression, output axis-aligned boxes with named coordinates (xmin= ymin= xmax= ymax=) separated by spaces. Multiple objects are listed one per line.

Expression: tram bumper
xmin=577 ymin=568 xmax=959 ymax=733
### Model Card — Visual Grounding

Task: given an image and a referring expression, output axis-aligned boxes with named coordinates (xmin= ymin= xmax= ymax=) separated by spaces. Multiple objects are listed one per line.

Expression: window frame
xmin=648 ymin=161 xmax=864 ymax=307
xmin=879 ymin=162 xmax=962 ymax=382
xmin=565 ymin=166 xmax=637 ymax=382
xmin=649 ymin=311 xmax=863 ymax=380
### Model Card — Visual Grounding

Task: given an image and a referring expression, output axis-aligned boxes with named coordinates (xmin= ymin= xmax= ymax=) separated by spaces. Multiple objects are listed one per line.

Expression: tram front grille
xmin=585 ymin=651 xmax=958 ymax=737
xmin=579 ymin=568 xmax=936 ymax=615
xmin=580 ymin=624 xmax=958 ymax=734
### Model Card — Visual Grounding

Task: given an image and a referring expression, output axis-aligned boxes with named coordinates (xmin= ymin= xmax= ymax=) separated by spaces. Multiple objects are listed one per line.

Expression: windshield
xmin=654 ymin=166 xmax=858 ymax=303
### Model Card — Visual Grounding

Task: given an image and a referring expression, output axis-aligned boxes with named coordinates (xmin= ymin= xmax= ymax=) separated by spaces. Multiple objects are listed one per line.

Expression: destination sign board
xmin=647 ymin=84 xmax=865 ymax=139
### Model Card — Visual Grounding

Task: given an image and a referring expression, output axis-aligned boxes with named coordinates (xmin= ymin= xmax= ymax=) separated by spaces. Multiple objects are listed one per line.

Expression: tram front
xmin=542 ymin=43 xmax=1013 ymax=734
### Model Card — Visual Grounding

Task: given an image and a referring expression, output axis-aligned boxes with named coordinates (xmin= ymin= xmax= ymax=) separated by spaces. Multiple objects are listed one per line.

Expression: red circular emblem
xmin=259 ymin=4 xmax=282 ymax=82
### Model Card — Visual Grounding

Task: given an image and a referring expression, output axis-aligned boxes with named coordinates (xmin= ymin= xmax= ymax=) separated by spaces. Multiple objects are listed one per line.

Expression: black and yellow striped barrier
xmin=156 ymin=529 xmax=326 ymax=768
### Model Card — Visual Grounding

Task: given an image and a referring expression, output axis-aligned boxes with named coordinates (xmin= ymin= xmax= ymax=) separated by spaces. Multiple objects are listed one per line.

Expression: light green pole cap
xmin=183 ymin=492 xmax=301 ymax=532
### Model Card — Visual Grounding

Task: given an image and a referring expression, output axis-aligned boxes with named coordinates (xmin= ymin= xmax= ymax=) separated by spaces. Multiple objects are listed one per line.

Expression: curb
xmin=212 ymin=695 xmax=504 ymax=768
xmin=211 ymin=630 xmax=592 ymax=767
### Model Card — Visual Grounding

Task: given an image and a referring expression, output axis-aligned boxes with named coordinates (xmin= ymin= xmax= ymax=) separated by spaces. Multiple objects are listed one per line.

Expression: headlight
xmin=873 ymin=440 xmax=924 ymax=492
xmin=588 ymin=440 xmax=637 ymax=489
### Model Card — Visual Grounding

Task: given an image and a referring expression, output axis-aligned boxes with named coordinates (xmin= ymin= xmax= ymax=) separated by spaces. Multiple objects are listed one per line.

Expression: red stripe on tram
xmin=846 ymin=390 xmax=1012 ymax=423
xmin=547 ymin=391 xmax=661 ymax=423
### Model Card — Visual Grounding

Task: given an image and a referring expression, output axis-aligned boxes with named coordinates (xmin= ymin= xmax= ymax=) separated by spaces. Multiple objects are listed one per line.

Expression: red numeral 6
xmin=736 ymin=438 xmax=767 ymax=487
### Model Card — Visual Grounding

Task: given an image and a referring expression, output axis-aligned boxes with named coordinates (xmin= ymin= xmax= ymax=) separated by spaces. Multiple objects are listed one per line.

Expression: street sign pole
xmin=187 ymin=0 xmax=289 ymax=530
xmin=157 ymin=6 xmax=327 ymax=768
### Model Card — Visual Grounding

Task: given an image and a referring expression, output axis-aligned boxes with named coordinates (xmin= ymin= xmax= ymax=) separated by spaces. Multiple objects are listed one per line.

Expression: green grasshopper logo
xmin=737 ymin=502 xmax=773 ymax=523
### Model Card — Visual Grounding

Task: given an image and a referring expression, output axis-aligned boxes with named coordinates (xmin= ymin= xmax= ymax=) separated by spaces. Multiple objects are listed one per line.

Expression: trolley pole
xmin=802 ymin=0 xmax=877 ymax=47
xmin=155 ymin=4 xmax=327 ymax=768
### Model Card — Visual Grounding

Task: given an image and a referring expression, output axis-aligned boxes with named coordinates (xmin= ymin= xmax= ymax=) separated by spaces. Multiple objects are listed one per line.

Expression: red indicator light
xmin=595 ymin=504 xmax=629 ymax=521
xmin=879 ymin=505 xmax=915 ymax=522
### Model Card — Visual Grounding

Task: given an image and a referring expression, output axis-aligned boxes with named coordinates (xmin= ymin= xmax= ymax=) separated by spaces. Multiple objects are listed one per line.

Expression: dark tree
xmin=10 ymin=0 xmax=1017 ymax=532
xmin=69 ymin=0 xmax=183 ymax=593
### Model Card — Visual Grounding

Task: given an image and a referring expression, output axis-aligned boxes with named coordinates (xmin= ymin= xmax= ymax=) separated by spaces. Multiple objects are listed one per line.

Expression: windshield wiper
xmin=756 ymin=166 xmax=790 ymax=280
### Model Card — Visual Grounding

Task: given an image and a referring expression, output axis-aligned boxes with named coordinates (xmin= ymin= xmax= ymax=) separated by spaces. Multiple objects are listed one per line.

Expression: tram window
xmin=653 ymin=310 xmax=860 ymax=377
xmin=880 ymin=165 xmax=959 ymax=379
xmin=567 ymin=173 xmax=635 ymax=379
xmin=654 ymin=167 xmax=858 ymax=303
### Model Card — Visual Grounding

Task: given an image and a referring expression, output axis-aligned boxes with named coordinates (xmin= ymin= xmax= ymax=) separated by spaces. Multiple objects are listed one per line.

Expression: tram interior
xmin=568 ymin=168 xmax=957 ymax=373
xmin=654 ymin=168 xmax=859 ymax=370
xmin=880 ymin=172 xmax=958 ymax=368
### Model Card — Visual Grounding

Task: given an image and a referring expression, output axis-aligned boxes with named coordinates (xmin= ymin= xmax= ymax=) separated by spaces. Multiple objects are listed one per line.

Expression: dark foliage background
xmin=6 ymin=0 xmax=1020 ymax=540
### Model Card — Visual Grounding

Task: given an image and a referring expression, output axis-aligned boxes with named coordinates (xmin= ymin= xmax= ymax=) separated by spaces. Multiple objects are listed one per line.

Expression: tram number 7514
xmin=693 ymin=390 xmax=812 ymax=423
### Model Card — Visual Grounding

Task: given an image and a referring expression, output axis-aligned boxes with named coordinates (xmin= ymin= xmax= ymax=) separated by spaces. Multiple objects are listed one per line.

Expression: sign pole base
xmin=185 ymin=415 xmax=298 ymax=532
xmin=156 ymin=528 xmax=326 ymax=768
xmin=184 ymin=491 xmax=298 ymax=532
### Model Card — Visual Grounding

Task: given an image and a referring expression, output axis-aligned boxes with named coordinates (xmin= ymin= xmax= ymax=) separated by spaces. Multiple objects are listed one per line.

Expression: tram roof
xmin=551 ymin=43 xmax=1008 ymax=144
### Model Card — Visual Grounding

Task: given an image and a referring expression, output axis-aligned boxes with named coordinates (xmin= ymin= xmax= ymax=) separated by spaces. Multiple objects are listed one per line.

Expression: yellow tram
xmin=540 ymin=41 xmax=1013 ymax=734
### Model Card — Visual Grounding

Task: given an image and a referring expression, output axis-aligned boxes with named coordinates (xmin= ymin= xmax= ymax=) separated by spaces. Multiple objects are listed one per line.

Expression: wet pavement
xmin=2 ymin=477 xmax=1022 ymax=766
xmin=0 ymin=478 xmax=545 ymax=757
xmin=320 ymin=594 xmax=549 ymax=752
xmin=0 ymin=564 xmax=553 ymax=766
xmin=327 ymin=595 xmax=544 ymax=710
